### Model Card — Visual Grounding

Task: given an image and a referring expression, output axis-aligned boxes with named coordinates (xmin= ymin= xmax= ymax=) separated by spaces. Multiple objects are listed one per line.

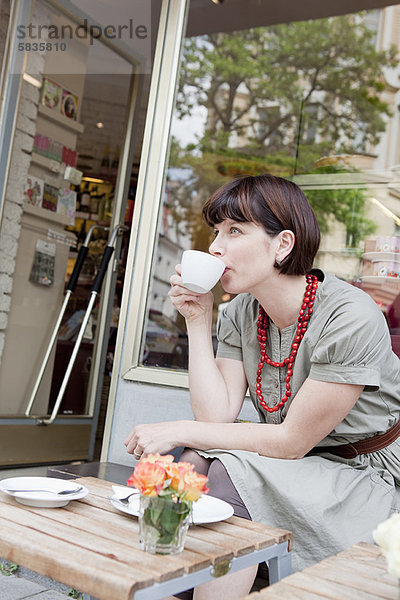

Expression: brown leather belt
xmin=307 ymin=419 xmax=400 ymax=459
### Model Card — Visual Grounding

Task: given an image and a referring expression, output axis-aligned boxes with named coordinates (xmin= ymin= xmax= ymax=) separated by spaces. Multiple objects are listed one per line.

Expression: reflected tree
xmin=168 ymin=12 xmax=395 ymax=252
xmin=177 ymin=13 xmax=397 ymax=157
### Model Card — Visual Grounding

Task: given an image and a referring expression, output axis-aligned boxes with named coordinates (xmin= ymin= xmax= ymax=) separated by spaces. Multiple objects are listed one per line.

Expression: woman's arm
xmin=187 ymin=322 xmax=248 ymax=422
xmin=182 ymin=378 xmax=363 ymax=458
xmin=125 ymin=378 xmax=363 ymax=458
xmin=169 ymin=267 xmax=247 ymax=422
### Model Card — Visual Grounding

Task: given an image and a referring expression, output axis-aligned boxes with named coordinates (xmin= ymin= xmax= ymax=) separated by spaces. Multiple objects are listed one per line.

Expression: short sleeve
xmin=309 ymin=294 xmax=388 ymax=391
xmin=216 ymin=298 xmax=244 ymax=362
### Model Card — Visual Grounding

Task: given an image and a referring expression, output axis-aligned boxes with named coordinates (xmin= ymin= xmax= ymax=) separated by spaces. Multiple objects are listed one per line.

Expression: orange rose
xmin=175 ymin=461 xmax=195 ymax=473
xmin=167 ymin=462 xmax=186 ymax=494
xmin=142 ymin=453 xmax=175 ymax=467
xmin=127 ymin=455 xmax=208 ymax=502
xmin=127 ymin=461 xmax=166 ymax=496
xmin=183 ymin=470 xmax=209 ymax=502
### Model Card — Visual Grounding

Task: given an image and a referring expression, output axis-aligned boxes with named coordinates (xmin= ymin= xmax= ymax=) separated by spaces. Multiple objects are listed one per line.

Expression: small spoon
xmin=3 ymin=485 xmax=83 ymax=495
xmin=113 ymin=490 xmax=140 ymax=504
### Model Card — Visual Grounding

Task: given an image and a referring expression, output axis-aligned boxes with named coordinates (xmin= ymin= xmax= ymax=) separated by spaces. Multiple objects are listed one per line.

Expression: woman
xmin=125 ymin=174 xmax=400 ymax=599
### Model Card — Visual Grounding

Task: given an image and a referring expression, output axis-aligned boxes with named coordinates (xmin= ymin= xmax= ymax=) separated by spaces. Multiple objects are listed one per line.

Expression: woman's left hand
xmin=124 ymin=421 xmax=184 ymax=458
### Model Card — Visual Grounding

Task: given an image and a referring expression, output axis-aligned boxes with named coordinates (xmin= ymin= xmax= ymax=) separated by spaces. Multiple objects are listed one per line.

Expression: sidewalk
xmin=0 ymin=560 xmax=90 ymax=600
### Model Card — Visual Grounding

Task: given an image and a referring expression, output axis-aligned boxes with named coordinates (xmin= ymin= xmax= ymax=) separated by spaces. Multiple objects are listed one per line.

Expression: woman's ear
xmin=275 ymin=230 xmax=295 ymax=264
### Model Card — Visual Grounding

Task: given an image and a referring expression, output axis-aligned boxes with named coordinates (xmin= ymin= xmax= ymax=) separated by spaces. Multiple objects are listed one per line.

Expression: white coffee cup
xmin=181 ymin=250 xmax=225 ymax=294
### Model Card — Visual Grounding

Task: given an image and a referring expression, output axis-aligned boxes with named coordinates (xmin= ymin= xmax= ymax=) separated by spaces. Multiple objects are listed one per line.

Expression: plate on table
xmin=0 ymin=477 xmax=88 ymax=508
xmin=111 ymin=492 xmax=234 ymax=524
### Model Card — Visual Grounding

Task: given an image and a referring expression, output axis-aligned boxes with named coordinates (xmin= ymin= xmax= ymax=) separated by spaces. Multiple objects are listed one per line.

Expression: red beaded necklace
xmin=256 ymin=273 xmax=318 ymax=413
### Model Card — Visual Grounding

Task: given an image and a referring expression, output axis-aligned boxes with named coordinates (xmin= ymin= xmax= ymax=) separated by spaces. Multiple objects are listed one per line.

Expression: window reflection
xmin=141 ymin=7 xmax=400 ymax=369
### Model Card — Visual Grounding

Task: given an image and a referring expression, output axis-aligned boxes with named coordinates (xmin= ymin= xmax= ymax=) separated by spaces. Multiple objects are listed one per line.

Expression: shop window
xmin=136 ymin=4 xmax=400 ymax=373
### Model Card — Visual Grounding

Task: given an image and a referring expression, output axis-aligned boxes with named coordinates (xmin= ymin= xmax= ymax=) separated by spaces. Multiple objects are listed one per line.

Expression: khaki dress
xmin=199 ymin=270 xmax=400 ymax=571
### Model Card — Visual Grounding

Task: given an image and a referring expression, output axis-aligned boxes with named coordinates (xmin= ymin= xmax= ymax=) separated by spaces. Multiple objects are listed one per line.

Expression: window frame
xmin=119 ymin=0 xmax=190 ymax=389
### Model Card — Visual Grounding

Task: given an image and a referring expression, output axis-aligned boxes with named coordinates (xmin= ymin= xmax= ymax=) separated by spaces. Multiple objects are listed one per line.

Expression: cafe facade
xmin=0 ymin=0 xmax=399 ymax=467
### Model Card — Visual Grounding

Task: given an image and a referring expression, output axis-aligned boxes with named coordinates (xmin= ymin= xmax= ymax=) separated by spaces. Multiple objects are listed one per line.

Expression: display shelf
xmin=38 ymin=104 xmax=84 ymax=134
xmin=75 ymin=211 xmax=100 ymax=222
xmin=23 ymin=201 xmax=72 ymax=227
xmin=363 ymin=252 xmax=400 ymax=262
xmin=31 ymin=152 xmax=65 ymax=174
xmin=361 ymin=275 xmax=400 ymax=284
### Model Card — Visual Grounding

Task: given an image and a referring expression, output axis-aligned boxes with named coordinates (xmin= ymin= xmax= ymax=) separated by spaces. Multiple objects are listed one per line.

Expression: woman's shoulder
xmin=219 ymin=293 xmax=258 ymax=328
xmin=221 ymin=293 xmax=257 ymax=314
xmin=317 ymin=270 xmax=381 ymax=316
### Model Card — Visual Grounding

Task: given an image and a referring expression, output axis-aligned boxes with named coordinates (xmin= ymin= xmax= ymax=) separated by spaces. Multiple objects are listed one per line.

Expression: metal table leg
xmin=132 ymin=541 xmax=292 ymax=600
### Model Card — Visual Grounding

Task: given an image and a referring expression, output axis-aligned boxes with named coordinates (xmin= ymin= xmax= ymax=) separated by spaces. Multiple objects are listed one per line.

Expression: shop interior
xmin=0 ymin=1 xmax=152 ymax=464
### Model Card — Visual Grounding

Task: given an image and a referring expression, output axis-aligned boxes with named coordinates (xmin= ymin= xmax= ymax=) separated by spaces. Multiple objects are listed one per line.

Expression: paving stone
xmin=0 ymin=574 xmax=88 ymax=599
xmin=27 ymin=591 xmax=76 ymax=599
xmin=0 ymin=574 xmax=47 ymax=599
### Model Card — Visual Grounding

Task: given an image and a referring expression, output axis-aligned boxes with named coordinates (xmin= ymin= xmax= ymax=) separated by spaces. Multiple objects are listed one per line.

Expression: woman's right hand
xmin=168 ymin=264 xmax=214 ymax=322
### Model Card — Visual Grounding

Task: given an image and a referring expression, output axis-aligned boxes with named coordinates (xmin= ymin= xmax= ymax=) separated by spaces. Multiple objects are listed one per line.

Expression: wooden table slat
xmin=0 ymin=517 xmax=150 ymax=600
xmin=341 ymin=543 xmax=384 ymax=559
xmin=76 ymin=476 xmax=128 ymax=501
xmin=224 ymin=516 xmax=293 ymax=551
xmin=0 ymin=503 xmax=185 ymax=583
xmin=64 ymin=494 xmax=141 ymax=529
xmin=307 ymin=561 xmax=397 ymax=598
xmin=187 ymin=524 xmax=257 ymax=556
xmin=320 ymin=556 xmax=396 ymax=584
xmin=1 ymin=500 xmax=229 ymax=577
xmin=283 ymin=571 xmax=392 ymax=600
xmin=67 ymin=500 xmax=234 ymax=571
xmin=249 ymin=583 xmax=332 ymax=600
xmin=245 ymin=544 xmax=397 ymax=600
xmin=200 ymin=520 xmax=285 ymax=550
xmin=75 ymin=478 xmax=293 ymax=552
xmin=2 ymin=491 xmax=139 ymax=531
xmin=75 ymin=476 xmax=292 ymax=559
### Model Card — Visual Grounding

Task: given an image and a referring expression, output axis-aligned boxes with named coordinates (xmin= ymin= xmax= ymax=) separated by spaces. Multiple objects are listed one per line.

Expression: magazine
xmin=57 ymin=187 xmax=76 ymax=225
xmin=40 ymin=78 xmax=62 ymax=111
xmin=29 ymin=240 xmax=56 ymax=286
xmin=42 ymin=183 xmax=59 ymax=212
xmin=60 ymin=89 xmax=78 ymax=121
xmin=24 ymin=176 xmax=44 ymax=207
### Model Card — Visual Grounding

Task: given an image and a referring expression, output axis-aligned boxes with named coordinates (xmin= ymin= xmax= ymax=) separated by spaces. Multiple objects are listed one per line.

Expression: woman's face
xmin=209 ymin=218 xmax=279 ymax=295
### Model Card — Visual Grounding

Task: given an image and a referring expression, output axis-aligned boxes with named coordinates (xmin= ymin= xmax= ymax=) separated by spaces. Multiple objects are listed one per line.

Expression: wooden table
xmin=0 ymin=476 xmax=292 ymax=600
xmin=244 ymin=542 xmax=398 ymax=600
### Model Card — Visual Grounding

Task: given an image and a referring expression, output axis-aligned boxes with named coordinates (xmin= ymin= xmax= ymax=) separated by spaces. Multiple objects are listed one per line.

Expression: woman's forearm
xmin=186 ymin=319 xmax=237 ymax=422
xmin=180 ymin=379 xmax=363 ymax=459
xmin=180 ymin=420 xmax=300 ymax=459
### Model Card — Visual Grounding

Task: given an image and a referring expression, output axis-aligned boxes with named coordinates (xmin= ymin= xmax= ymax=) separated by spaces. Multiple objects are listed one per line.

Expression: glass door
xmin=0 ymin=0 xmax=153 ymax=466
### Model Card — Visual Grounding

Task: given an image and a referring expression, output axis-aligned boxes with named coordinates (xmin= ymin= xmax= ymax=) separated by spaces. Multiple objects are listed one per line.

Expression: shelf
xmin=363 ymin=252 xmax=400 ymax=262
xmin=75 ymin=211 xmax=100 ymax=222
xmin=31 ymin=152 xmax=65 ymax=174
xmin=361 ymin=276 xmax=400 ymax=284
xmin=38 ymin=104 xmax=84 ymax=134
xmin=23 ymin=201 xmax=74 ymax=229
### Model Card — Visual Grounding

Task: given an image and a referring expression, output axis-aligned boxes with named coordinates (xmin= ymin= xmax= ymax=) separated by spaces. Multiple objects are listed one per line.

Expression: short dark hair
xmin=202 ymin=174 xmax=320 ymax=276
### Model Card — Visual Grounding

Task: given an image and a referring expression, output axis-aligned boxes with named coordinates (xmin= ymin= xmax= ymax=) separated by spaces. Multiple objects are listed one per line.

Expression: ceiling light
xmin=82 ymin=176 xmax=106 ymax=183
xmin=211 ymin=0 xmax=224 ymax=4
xmin=96 ymin=122 xmax=104 ymax=129
xmin=23 ymin=73 xmax=42 ymax=88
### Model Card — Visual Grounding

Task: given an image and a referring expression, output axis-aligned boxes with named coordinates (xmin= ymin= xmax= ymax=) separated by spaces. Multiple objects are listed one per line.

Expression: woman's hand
xmin=168 ymin=264 xmax=213 ymax=322
xmin=124 ymin=421 xmax=185 ymax=458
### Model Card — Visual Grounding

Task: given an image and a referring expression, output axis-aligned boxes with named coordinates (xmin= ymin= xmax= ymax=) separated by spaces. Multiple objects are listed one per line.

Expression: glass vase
xmin=139 ymin=494 xmax=191 ymax=555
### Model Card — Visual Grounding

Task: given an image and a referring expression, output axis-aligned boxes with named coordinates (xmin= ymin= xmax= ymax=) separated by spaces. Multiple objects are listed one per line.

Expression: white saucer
xmin=0 ymin=476 xmax=89 ymax=508
xmin=111 ymin=493 xmax=234 ymax=524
